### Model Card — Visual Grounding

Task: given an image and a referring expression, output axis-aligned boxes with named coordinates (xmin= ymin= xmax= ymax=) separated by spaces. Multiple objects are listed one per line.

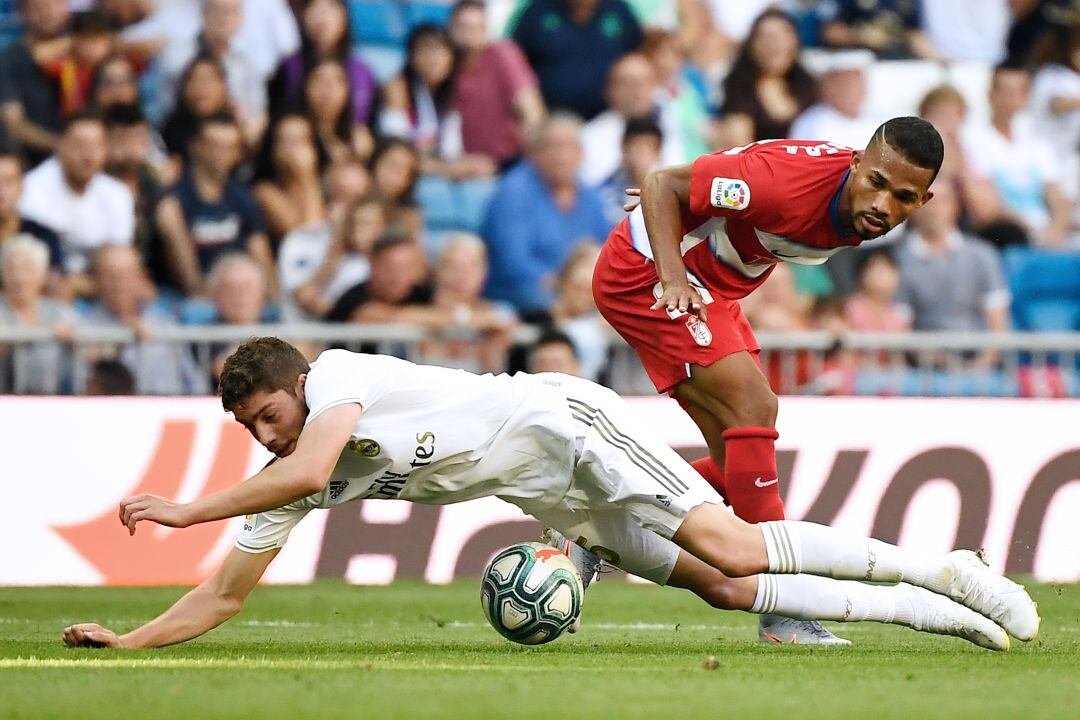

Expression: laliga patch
xmin=710 ymin=177 xmax=750 ymax=210
xmin=685 ymin=316 xmax=713 ymax=347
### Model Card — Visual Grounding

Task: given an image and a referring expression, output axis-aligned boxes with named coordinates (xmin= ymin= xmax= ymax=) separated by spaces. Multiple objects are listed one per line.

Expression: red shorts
xmin=593 ymin=221 xmax=759 ymax=394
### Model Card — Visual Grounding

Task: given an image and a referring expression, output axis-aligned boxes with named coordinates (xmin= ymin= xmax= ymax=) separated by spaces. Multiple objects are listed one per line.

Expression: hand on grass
xmin=63 ymin=623 xmax=124 ymax=648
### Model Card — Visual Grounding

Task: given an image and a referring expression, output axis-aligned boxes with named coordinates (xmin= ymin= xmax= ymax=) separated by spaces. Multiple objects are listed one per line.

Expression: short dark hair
xmin=103 ymin=103 xmax=147 ymax=129
xmin=72 ymin=9 xmax=117 ymax=36
xmin=219 ymin=337 xmax=310 ymax=412
xmin=451 ymin=0 xmax=484 ymax=17
xmin=533 ymin=328 xmax=578 ymax=357
xmin=86 ymin=359 xmax=135 ymax=396
xmin=854 ymin=248 xmax=897 ymax=282
xmin=622 ymin=116 xmax=663 ymax=146
xmin=867 ymin=116 xmax=944 ymax=182
xmin=62 ymin=109 xmax=106 ymax=134
xmin=370 ymin=231 xmax=415 ymax=258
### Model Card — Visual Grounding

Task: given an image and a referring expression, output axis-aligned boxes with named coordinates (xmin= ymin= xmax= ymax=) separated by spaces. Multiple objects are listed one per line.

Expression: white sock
xmin=759 ymin=521 xmax=950 ymax=593
xmin=751 ymin=574 xmax=916 ymax=626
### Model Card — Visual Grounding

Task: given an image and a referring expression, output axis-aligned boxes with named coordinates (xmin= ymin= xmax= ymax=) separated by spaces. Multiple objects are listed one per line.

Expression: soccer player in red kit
xmin=592 ymin=117 xmax=943 ymax=644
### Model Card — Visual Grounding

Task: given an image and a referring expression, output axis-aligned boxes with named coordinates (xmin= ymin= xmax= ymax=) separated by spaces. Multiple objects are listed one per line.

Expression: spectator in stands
xmin=153 ymin=114 xmax=273 ymax=296
xmin=380 ymin=24 xmax=494 ymax=179
xmin=549 ymin=243 xmax=606 ymax=381
xmin=599 ymin=117 xmax=662 ymax=226
xmin=36 ymin=9 xmax=120 ymax=117
xmin=327 ymin=233 xmax=431 ymax=323
xmin=843 ymin=250 xmax=909 ymax=332
xmin=103 ymin=104 xmax=164 ymax=285
xmin=301 ymin=58 xmax=373 ymax=164
xmin=1030 ymin=25 xmax=1080 ymax=243
xmin=740 ymin=263 xmax=813 ymax=332
xmin=421 ymin=232 xmax=518 ymax=373
xmin=511 ymin=0 xmax=644 ymax=120
xmin=449 ymin=0 xmax=545 ymax=169
xmin=580 ymin=52 xmax=683 ymax=186
xmin=481 ymin=113 xmax=609 ymax=318
xmin=921 ymin=0 xmax=1010 ymax=63
xmin=286 ymin=196 xmax=386 ymax=319
xmin=80 ymin=244 xmax=208 ymax=395
xmin=89 ymin=54 xmax=142 ymax=111
xmin=528 ymin=328 xmax=582 ymax=375
xmin=19 ymin=111 xmax=135 ymax=281
xmin=819 ymin=0 xmax=938 ymax=60
xmin=323 ymin=156 xmax=370 ymax=227
xmin=895 ymin=182 xmax=1010 ymax=333
xmin=716 ymin=9 xmax=816 ymax=147
xmin=0 ymin=0 xmax=70 ymax=167
xmin=156 ymin=0 xmax=269 ymax=147
xmin=203 ymin=252 xmax=271 ymax=325
xmin=252 ymin=114 xmax=327 ymax=243
xmin=962 ymin=64 xmax=1074 ymax=247
xmin=789 ymin=49 xmax=880 ymax=150
xmin=84 ymin=357 xmax=136 ymax=395
xmin=121 ymin=0 xmax=298 ymax=93
xmin=160 ymin=54 xmax=234 ymax=167
xmin=368 ymin=137 xmax=423 ymax=239
xmin=268 ymin=0 xmax=377 ymax=127
xmin=0 ymin=148 xmax=65 ymax=283
xmin=641 ymin=29 xmax=712 ymax=161
xmin=0 ymin=235 xmax=75 ymax=394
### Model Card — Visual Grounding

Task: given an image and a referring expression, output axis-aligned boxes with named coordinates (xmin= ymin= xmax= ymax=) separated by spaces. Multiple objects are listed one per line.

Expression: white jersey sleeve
xmin=304 ymin=349 xmax=397 ymax=422
xmin=235 ymin=503 xmax=312 ymax=553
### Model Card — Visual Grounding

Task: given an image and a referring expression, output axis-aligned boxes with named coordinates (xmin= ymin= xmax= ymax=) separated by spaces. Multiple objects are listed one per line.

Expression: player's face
xmin=847 ymin=144 xmax=934 ymax=239
xmin=231 ymin=380 xmax=308 ymax=458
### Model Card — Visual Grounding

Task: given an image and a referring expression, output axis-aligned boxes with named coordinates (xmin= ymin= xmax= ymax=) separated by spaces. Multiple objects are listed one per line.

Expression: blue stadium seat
xmin=416 ymin=176 xmax=458 ymax=230
xmin=348 ymin=0 xmax=407 ymax=46
xmin=0 ymin=0 xmax=21 ymax=48
xmin=454 ymin=178 xmax=497 ymax=234
xmin=404 ymin=1 xmax=454 ymax=29
xmin=1004 ymin=248 xmax=1080 ymax=331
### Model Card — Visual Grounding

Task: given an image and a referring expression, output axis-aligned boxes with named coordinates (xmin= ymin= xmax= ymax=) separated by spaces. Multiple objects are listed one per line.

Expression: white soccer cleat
xmin=908 ymin=584 xmax=1010 ymax=652
xmin=939 ymin=550 xmax=1040 ymax=641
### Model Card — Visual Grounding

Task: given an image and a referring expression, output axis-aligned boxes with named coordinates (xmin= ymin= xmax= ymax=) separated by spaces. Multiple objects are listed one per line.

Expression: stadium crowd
xmin=0 ymin=0 xmax=1078 ymax=396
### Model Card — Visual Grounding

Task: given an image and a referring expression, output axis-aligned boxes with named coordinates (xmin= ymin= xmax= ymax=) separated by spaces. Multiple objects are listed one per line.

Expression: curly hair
xmin=219 ymin=337 xmax=310 ymax=412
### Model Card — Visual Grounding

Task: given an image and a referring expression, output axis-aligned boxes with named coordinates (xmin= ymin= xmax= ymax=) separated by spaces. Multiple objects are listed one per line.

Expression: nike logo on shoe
xmin=755 ymin=477 xmax=779 ymax=487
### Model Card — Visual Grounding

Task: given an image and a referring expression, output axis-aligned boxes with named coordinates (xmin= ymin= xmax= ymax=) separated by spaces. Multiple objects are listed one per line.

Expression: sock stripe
xmin=776 ymin=523 xmax=798 ymax=574
xmin=764 ymin=523 xmax=793 ymax=574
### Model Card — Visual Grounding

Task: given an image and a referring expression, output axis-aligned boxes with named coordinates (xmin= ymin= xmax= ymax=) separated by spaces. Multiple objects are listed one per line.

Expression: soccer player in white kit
xmin=63 ymin=338 xmax=1039 ymax=652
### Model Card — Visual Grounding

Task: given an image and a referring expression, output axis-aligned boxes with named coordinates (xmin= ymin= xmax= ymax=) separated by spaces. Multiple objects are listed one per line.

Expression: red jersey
xmin=624 ymin=139 xmax=861 ymax=299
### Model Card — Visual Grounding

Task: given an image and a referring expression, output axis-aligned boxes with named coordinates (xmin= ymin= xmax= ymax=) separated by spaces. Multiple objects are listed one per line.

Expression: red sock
xmin=720 ymin=427 xmax=785 ymax=523
xmin=690 ymin=456 xmax=726 ymax=497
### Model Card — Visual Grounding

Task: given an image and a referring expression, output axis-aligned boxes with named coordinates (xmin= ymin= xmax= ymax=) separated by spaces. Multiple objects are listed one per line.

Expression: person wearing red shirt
xmin=593 ymin=116 xmax=943 ymax=644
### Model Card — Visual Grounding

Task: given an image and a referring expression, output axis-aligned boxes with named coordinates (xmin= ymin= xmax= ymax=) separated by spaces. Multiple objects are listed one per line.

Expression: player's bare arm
xmin=640 ymin=163 xmax=708 ymax=319
xmin=119 ymin=402 xmax=363 ymax=535
xmin=63 ymin=546 xmax=279 ymax=649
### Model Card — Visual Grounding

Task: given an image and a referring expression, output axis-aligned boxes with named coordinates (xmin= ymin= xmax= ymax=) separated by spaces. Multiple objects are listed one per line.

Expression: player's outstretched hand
xmin=623 ymin=187 xmax=641 ymax=212
xmin=119 ymin=494 xmax=192 ymax=535
xmin=651 ymin=281 xmax=708 ymax=320
xmin=63 ymin=623 xmax=124 ymax=648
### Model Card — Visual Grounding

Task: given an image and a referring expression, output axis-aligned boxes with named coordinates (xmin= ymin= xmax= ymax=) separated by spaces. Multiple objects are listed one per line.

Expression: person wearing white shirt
xmin=961 ymin=64 xmax=1074 ymax=247
xmin=921 ymin=0 xmax=1010 ymax=63
xmin=789 ymin=50 xmax=880 ymax=150
xmin=18 ymin=112 xmax=135 ymax=276
xmin=580 ymin=53 xmax=684 ymax=187
xmin=1030 ymin=30 xmax=1080 ymax=242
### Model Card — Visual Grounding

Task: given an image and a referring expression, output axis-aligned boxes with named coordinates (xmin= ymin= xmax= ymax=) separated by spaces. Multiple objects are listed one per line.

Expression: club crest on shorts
xmin=710 ymin=177 xmax=750 ymax=210
xmin=685 ymin=315 xmax=712 ymax=346
xmin=347 ymin=438 xmax=381 ymax=457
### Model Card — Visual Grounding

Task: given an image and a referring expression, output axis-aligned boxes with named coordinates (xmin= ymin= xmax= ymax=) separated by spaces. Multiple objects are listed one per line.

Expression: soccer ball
xmin=480 ymin=542 xmax=584 ymax=645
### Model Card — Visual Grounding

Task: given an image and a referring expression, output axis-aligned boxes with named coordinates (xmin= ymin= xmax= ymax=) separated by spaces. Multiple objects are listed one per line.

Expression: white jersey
xmin=237 ymin=350 xmax=576 ymax=553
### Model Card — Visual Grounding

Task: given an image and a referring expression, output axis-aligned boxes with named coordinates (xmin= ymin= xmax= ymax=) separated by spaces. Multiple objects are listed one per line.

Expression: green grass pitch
xmin=1 ymin=580 xmax=1077 ymax=719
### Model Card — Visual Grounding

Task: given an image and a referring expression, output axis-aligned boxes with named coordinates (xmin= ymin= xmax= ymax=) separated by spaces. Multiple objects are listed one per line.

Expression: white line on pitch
xmin=0 ymin=658 xmax=678 ymax=673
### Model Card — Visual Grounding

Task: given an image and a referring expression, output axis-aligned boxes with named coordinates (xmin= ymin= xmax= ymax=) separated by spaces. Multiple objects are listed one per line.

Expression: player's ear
xmin=296 ymin=373 xmax=308 ymax=402
xmin=850 ymin=150 xmax=863 ymax=174
xmin=920 ymin=190 xmax=934 ymax=206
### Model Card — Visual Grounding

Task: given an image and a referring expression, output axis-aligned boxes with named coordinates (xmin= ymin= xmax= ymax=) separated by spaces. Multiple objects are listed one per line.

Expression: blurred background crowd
xmin=0 ymin=0 xmax=1078 ymax=397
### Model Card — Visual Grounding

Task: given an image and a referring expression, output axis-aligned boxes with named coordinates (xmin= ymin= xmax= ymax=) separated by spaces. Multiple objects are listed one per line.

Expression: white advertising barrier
xmin=1 ymin=396 xmax=1077 ymax=585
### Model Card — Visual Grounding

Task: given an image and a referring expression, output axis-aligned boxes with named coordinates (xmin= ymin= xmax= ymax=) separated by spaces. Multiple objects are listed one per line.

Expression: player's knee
xmin=699 ymin=576 xmax=742 ymax=610
xmin=728 ymin=382 xmax=777 ymax=428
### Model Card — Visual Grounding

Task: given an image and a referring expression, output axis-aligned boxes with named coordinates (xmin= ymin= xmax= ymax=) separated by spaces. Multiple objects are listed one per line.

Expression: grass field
xmin=1 ymin=580 xmax=1077 ymax=720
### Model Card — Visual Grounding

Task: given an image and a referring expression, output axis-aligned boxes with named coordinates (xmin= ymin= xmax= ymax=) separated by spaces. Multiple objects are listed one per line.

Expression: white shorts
xmin=515 ymin=374 xmax=724 ymax=585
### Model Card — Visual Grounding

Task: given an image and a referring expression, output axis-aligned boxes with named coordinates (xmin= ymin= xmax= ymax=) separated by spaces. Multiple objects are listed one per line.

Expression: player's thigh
xmin=566 ymin=379 xmax=725 ymax=539
xmin=531 ymin=504 xmax=682 ymax=586
xmin=675 ymin=351 xmax=778 ymax=429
